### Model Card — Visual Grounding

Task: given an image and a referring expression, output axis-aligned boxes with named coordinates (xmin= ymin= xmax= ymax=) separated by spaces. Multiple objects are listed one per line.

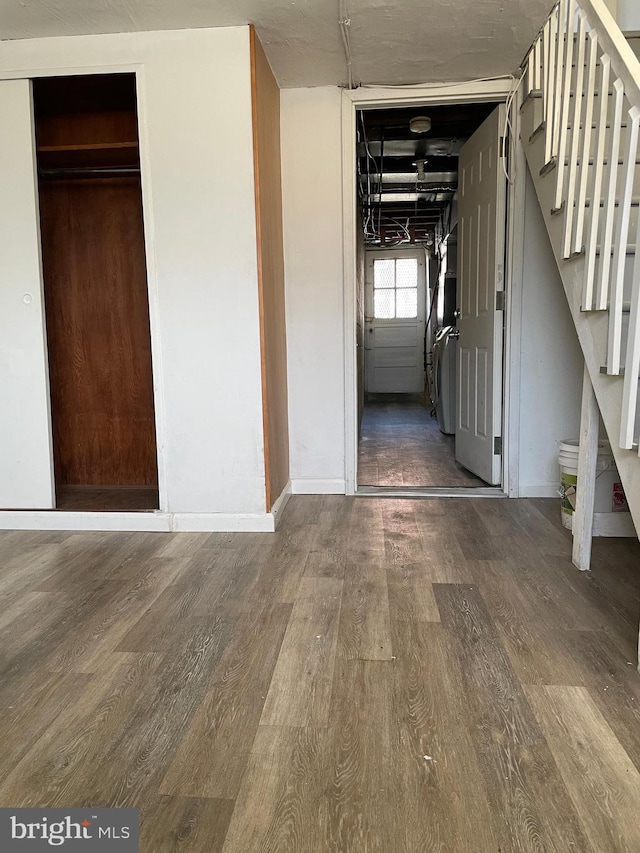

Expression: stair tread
xmin=569 ymin=90 xmax=613 ymax=98
xmin=529 ymin=122 xmax=545 ymax=144
xmin=567 ymin=122 xmax=629 ymax=130
xmin=523 ymin=37 xmax=640 ymax=486
xmin=586 ymin=198 xmax=640 ymax=207
xmin=581 ymin=301 xmax=632 ymax=313
xmin=594 ymin=244 xmax=636 ymax=256
xmin=555 ymin=199 xmax=640 ymax=213
xmin=569 ymin=244 xmax=636 ymax=259
xmin=540 ymin=156 xmax=640 ymax=177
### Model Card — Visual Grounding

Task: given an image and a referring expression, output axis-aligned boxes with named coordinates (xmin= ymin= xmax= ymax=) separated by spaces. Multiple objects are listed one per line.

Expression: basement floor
xmin=358 ymin=392 xmax=485 ymax=488
xmin=1 ymin=497 xmax=640 ymax=851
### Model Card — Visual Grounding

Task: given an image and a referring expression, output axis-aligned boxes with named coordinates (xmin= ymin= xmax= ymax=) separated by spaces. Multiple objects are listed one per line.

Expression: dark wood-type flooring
xmin=358 ymin=393 xmax=485 ymax=487
xmin=55 ymin=486 xmax=159 ymax=512
xmin=1 ymin=496 xmax=640 ymax=851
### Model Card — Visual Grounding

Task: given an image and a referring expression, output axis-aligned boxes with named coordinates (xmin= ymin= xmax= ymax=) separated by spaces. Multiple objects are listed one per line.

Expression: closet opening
xmin=34 ymin=73 xmax=159 ymax=512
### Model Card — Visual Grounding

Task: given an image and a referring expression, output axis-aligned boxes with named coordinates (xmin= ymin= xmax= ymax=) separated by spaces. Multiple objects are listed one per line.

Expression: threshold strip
xmin=356 ymin=485 xmax=506 ymax=499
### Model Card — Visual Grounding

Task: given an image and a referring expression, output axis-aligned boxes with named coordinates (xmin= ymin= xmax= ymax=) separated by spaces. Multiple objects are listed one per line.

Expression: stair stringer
xmin=521 ymin=100 xmax=640 ymax=535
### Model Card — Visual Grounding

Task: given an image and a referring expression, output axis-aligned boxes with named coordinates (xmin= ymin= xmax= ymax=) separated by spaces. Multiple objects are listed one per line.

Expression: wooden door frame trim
xmin=249 ymin=26 xmax=273 ymax=511
xmin=341 ymin=80 xmax=524 ymax=496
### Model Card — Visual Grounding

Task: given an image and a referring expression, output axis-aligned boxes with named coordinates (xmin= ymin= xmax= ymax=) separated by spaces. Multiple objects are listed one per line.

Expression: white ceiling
xmin=0 ymin=0 xmax=552 ymax=88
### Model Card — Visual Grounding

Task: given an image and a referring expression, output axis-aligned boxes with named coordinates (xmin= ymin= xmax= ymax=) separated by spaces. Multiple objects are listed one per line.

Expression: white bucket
xmin=558 ymin=438 xmax=629 ymax=531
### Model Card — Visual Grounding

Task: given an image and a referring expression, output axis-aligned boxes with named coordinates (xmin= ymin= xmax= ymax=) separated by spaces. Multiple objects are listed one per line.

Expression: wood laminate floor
xmin=358 ymin=393 xmax=485 ymax=487
xmin=1 ymin=496 xmax=639 ymax=852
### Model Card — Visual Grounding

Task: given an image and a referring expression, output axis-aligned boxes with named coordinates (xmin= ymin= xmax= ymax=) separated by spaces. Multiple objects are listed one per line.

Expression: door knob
xmin=454 ymin=309 xmax=461 ymax=319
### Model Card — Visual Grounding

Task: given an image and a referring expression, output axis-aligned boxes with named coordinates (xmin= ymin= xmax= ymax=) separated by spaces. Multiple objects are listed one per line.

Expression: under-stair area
xmin=519 ymin=0 xmax=640 ymax=573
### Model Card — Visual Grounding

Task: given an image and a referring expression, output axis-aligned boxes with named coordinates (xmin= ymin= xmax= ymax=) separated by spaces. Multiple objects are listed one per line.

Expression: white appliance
xmin=432 ymin=326 xmax=457 ymax=435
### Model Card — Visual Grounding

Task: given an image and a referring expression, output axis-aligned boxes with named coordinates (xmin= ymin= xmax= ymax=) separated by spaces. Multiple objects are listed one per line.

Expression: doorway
xmin=352 ymin=96 xmax=509 ymax=493
xmin=33 ymin=73 xmax=159 ymax=512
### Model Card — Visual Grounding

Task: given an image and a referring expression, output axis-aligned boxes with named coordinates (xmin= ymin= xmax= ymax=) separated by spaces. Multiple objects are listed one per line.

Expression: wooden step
xmin=520 ymin=89 xmax=542 ymax=112
xmin=594 ymin=244 xmax=636 ymax=257
xmin=529 ymin=122 xmax=546 ymax=144
xmin=521 ymin=76 xmax=640 ymax=536
xmin=540 ymin=155 xmax=640 ymax=178
xmin=552 ymin=198 xmax=640 ymax=216
xmin=582 ymin=301 xmax=632 ymax=313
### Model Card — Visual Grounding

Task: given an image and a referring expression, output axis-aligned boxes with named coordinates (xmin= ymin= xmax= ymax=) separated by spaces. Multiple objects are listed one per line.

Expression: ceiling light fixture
xmin=409 ymin=116 xmax=432 ymax=134
xmin=413 ymin=159 xmax=427 ymax=181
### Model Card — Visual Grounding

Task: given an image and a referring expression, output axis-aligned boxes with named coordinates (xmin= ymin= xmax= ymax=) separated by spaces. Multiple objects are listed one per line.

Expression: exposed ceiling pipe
xmin=377 ymin=130 xmax=384 ymax=239
xmin=339 ymin=0 xmax=355 ymax=89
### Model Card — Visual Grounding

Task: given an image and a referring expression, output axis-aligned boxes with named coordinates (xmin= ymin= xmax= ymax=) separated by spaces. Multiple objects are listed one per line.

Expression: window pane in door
xmin=396 ymin=288 xmax=418 ymax=318
xmin=395 ymin=258 xmax=418 ymax=288
xmin=374 ymin=258 xmax=394 ymax=288
xmin=374 ymin=289 xmax=395 ymax=319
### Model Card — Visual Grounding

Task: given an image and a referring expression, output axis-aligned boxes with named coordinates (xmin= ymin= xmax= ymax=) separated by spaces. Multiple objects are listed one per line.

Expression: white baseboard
xmin=270 ymin=480 xmax=292 ymax=529
xmin=0 ymin=511 xmax=171 ymax=532
xmin=170 ymin=513 xmax=276 ymax=532
xmin=291 ymin=478 xmax=346 ymax=495
xmin=518 ymin=483 xmax=560 ymax=498
xmin=0 ymin=510 xmax=276 ymax=533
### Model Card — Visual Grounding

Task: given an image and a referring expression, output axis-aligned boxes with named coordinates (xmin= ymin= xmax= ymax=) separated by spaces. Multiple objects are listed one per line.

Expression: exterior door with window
xmin=364 ymin=250 xmax=427 ymax=393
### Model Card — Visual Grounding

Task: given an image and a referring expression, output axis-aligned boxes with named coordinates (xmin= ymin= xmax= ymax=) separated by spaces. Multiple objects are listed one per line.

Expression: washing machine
xmin=431 ymin=326 xmax=458 ymax=435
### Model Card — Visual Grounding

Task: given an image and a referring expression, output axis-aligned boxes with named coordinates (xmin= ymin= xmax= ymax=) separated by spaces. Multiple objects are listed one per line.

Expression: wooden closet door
xmin=40 ymin=176 xmax=158 ymax=487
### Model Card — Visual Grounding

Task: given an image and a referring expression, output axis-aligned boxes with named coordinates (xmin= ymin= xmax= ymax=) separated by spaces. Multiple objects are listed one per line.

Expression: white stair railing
xmin=523 ymin=0 xmax=640 ymax=452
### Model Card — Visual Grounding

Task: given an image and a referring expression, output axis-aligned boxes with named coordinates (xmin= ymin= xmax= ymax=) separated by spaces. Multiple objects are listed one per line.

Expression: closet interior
xmin=34 ymin=73 xmax=159 ymax=512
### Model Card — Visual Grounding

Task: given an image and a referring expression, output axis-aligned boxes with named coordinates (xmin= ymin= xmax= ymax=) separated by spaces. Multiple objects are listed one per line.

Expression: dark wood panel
xmin=250 ymin=27 xmax=290 ymax=510
xmin=55 ymin=486 xmax=159 ymax=512
xmin=37 ymin=141 xmax=140 ymax=172
xmin=33 ymin=74 xmax=137 ymax=118
xmin=36 ymin=111 xmax=139 ymax=150
xmin=40 ymin=176 xmax=157 ymax=487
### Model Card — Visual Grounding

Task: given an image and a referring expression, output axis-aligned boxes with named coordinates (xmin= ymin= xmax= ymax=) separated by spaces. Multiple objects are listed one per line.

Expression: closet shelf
xmin=37 ymin=141 xmax=140 ymax=172
xmin=37 ymin=141 xmax=138 ymax=153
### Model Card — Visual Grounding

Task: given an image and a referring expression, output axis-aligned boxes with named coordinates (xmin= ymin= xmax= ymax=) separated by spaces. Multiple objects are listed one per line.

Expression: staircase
xmin=519 ymin=0 xmax=640 ymax=563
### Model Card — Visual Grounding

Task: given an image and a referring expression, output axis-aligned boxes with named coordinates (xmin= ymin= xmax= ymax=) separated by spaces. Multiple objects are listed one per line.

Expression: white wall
xmin=281 ymin=87 xmax=346 ymax=492
xmin=617 ymin=0 xmax=640 ymax=32
xmin=281 ymin=88 xmax=585 ymax=498
xmin=518 ymin=168 xmax=584 ymax=497
xmin=0 ymin=28 xmax=267 ymax=517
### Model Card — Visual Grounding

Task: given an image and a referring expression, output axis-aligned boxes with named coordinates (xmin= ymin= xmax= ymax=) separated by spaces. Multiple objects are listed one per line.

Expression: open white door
xmin=0 ymin=79 xmax=55 ymax=509
xmin=455 ymin=105 xmax=506 ymax=486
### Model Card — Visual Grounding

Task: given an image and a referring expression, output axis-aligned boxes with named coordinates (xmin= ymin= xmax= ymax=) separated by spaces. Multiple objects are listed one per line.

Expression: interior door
xmin=455 ymin=105 xmax=506 ymax=485
xmin=364 ymin=250 xmax=427 ymax=393
xmin=0 ymin=79 xmax=55 ymax=509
